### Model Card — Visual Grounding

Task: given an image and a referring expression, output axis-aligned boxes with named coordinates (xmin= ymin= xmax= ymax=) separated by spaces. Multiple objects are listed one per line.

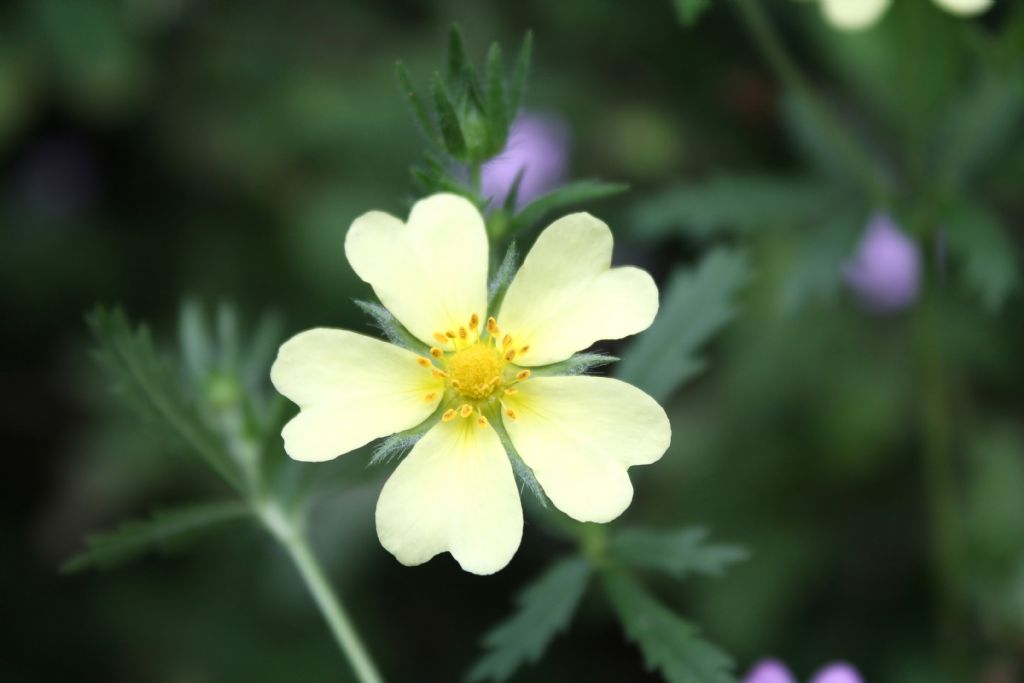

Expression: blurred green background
xmin=3 ymin=0 xmax=1023 ymax=681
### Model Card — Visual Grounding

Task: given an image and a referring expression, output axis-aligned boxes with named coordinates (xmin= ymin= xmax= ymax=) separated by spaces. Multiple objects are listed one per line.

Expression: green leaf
xmin=88 ymin=307 xmax=244 ymax=490
xmin=604 ymin=571 xmax=736 ymax=683
xmin=937 ymin=69 xmax=1024 ymax=190
xmin=776 ymin=209 xmax=862 ymax=315
xmin=488 ymin=241 xmax=519 ymax=312
xmin=508 ymin=30 xmax=533 ymax=116
xmin=610 ymin=527 xmax=748 ymax=579
xmin=945 ymin=201 xmax=1020 ymax=313
xmin=396 ymin=61 xmax=441 ymax=149
xmin=671 ymin=0 xmax=714 ymax=26
xmin=616 ymin=250 xmax=750 ymax=402
xmin=630 ymin=174 xmax=834 ymax=241
xmin=531 ymin=352 xmax=619 ymax=378
xmin=432 ymin=72 xmax=467 ymax=157
xmin=485 ymin=42 xmax=509 ymax=153
xmin=508 ymin=180 xmax=629 ymax=237
xmin=63 ymin=500 xmax=251 ymax=573
xmin=446 ymin=24 xmax=469 ymax=85
xmin=468 ymin=557 xmax=592 ymax=682
xmin=354 ymin=300 xmax=430 ymax=353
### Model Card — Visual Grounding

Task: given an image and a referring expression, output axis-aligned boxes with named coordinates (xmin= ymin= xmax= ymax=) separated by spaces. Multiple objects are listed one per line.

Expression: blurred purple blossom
xmin=745 ymin=659 xmax=863 ymax=683
xmin=843 ymin=212 xmax=922 ymax=313
xmin=481 ymin=111 xmax=570 ymax=210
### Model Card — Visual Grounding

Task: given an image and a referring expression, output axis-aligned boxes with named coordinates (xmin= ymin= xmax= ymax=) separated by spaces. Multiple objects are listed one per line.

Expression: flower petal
xmin=820 ymin=0 xmax=890 ymax=30
xmin=375 ymin=418 xmax=523 ymax=575
xmin=502 ymin=376 xmax=670 ymax=523
xmin=932 ymin=0 xmax=992 ymax=16
xmin=345 ymin=193 xmax=489 ymax=348
xmin=809 ymin=663 xmax=863 ymax=683
xmin=744 ymin=659 xmax=798 ymax=683
xmin=497 ymin=213 xmax=658 ymax=366
xmin=271 ymin=329 xmax=443 ymax=462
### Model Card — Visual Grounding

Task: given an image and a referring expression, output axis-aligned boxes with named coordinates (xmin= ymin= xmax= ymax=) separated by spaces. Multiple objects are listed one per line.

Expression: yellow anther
xmin=442 ymin=409 xmax=456 ymax=422
xmin=424 ymin=392 xmax=437 ymax=402
xmin=504 ymin=349 xmax=517 ymax=362
xmin=477 ymin=415 xmax=488 ymax=427
xmin=459 ymin=404 xmax=473 ymax=418
xmin=505 ymin=408 xmax=517 ymax=421
xmin=487 ymin=317 xmax=499 ymax=335
xmin=433 ymin=332 xmax=449 ymax=345
xmin=445 ymin=330 xmax=456 ymax=339
xmin=469 ymin=313 xmax=480 ymax=330
xmin=451 ymin=379 xmax=462 ymax=389
xmin=516 ymin=369 xmax=531 ymax=381
xmin=504 ymin=387 xmax=518 ymax=395
xmin=502 ymin=334 xmax=512 ymax=348
xmin=519 ymin=345 xmax=530 ymax=355
xmin=458 ymin=326 xmax=468 ymax=339
xmin=416 ymin=357 xmax=431 ymax=368
xmin=431 ymin=369 xmax=448 ymax=379
xmin=430 ymin=347 xmax=444 ymax=359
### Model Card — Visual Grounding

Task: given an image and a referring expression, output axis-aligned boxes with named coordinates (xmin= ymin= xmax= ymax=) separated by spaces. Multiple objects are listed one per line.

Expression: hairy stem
xmin=263 ymin=506 xmax=385 ymax=683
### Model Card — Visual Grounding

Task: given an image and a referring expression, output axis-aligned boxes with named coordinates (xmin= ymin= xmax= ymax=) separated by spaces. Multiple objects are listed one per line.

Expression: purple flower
xmin=745 ymin=659 xmax=864 ymax=683
xmin=481 ymin=111 xmax=570 ymax=210
xmin=842 ymin=212 xmax=922 ymax=313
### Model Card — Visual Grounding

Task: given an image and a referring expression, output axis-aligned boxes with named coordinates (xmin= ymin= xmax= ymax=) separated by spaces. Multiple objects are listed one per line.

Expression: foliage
xmin=468 ymin=558 xmax=592 ymax=682
xmin=610 ymin=527 xmax=749 ymax=580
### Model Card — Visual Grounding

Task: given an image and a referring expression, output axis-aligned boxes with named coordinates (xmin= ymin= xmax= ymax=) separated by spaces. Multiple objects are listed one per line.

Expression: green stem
xmin=914 ymin=286 xmax=965 ymax=649
xmin=731 ymin=0 xmax=889 ymax=206
xmin=262 ymin=506 xmax=385 ymax=683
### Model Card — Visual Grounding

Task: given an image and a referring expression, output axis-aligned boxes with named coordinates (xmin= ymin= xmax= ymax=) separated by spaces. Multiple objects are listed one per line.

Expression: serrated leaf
xmin=396 ymin=61 xmax=442 ymax=149
xmin=508 ymin=180 xmax=629 ymax=237
xmin=63 ymin=500 xmax=252 ymax=573
xmin=945 ymin=201 xmax=1020 ymax=313
xmin=88 ymin=307 xmax=243 ymax=490
xmin=485 ymin=42 xmax=509 ymax=153
xmin=508 ymin=31 xmax=533 ymax=116
xmin=604 ymin=571 xmax=736 ymax=683
xmin=672 ymin=0 xmax=714 ymax=26
xmin=630 ymin=174 xmax=834 ymax=241
xmin=432 ymin=72 xmax=466 ymax=157
xmin=616 ymin=250 xmax=749 ymax=402
xmin=468 ymin=557 xmax=592 ymax=682
xmin=610 ymin=527 xmax=748 ymax=579
xmin=777 ymin=208 xmax=862 ymax=315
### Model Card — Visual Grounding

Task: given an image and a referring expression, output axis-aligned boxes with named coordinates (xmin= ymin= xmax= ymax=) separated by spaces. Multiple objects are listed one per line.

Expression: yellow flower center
xmin=412 ymin=313 xmax=534 ymax=426
xmin=448 ymin=344 xmax=503 ymax=399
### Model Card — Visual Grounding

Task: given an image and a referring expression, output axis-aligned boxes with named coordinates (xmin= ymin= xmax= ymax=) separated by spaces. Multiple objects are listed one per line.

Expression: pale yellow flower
xmin=807 ymin=0 xmax=993 ymax=31
xmin=271 ymin=193 xmax=670 ymax=575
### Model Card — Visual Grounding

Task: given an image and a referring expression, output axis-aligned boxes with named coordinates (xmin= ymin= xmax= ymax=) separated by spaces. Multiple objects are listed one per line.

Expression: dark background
xmin=3 ymin=0 xmax=1023 ymax=681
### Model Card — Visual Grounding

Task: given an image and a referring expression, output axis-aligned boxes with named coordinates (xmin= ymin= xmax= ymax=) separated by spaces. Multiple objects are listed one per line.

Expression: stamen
xmin=516 ymin=369 xmax=531 ymax=381
xmin=433 ymin=332 xmax=449 ymax=345
xmin=487 ymin=317 xmax=499 ymax=335
xmin=503 ymin=387 xmax=518 ymax=395
xmin=519 ymin=345 xmax=530 ymax=355
xmin=504 ymin=408 xmax=517 ymax=421
xmin=430 ymin=347 xmax=444 ymax=359
xmin=502 ymin=334 xmax=512 ymax=348
xmin=445 ymin=330 xmax=456 ymax=339
xmin=431 ymin=369 xmax=448 ymax=379
xmin=424 ymin=392 xmax=437 ymax=402
xmin=458 ymin=326 xmax=468 ymax=339
xmin=442 ymin=409 xmax=456 ymax=422
xmin=459 ymin=404 xmax=473 ymax=418
xmin=469 ymin=313 xmax=480 ymax=330
xmin=504 ymin=349 xmax=516 ymax=362
xmin=416 ymin=357 xmax=431 ymax=368
xmin=451 ymin=379 xmax=462 ymax=389
xmin=477 ymin=415 xmax=488 ymax=427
